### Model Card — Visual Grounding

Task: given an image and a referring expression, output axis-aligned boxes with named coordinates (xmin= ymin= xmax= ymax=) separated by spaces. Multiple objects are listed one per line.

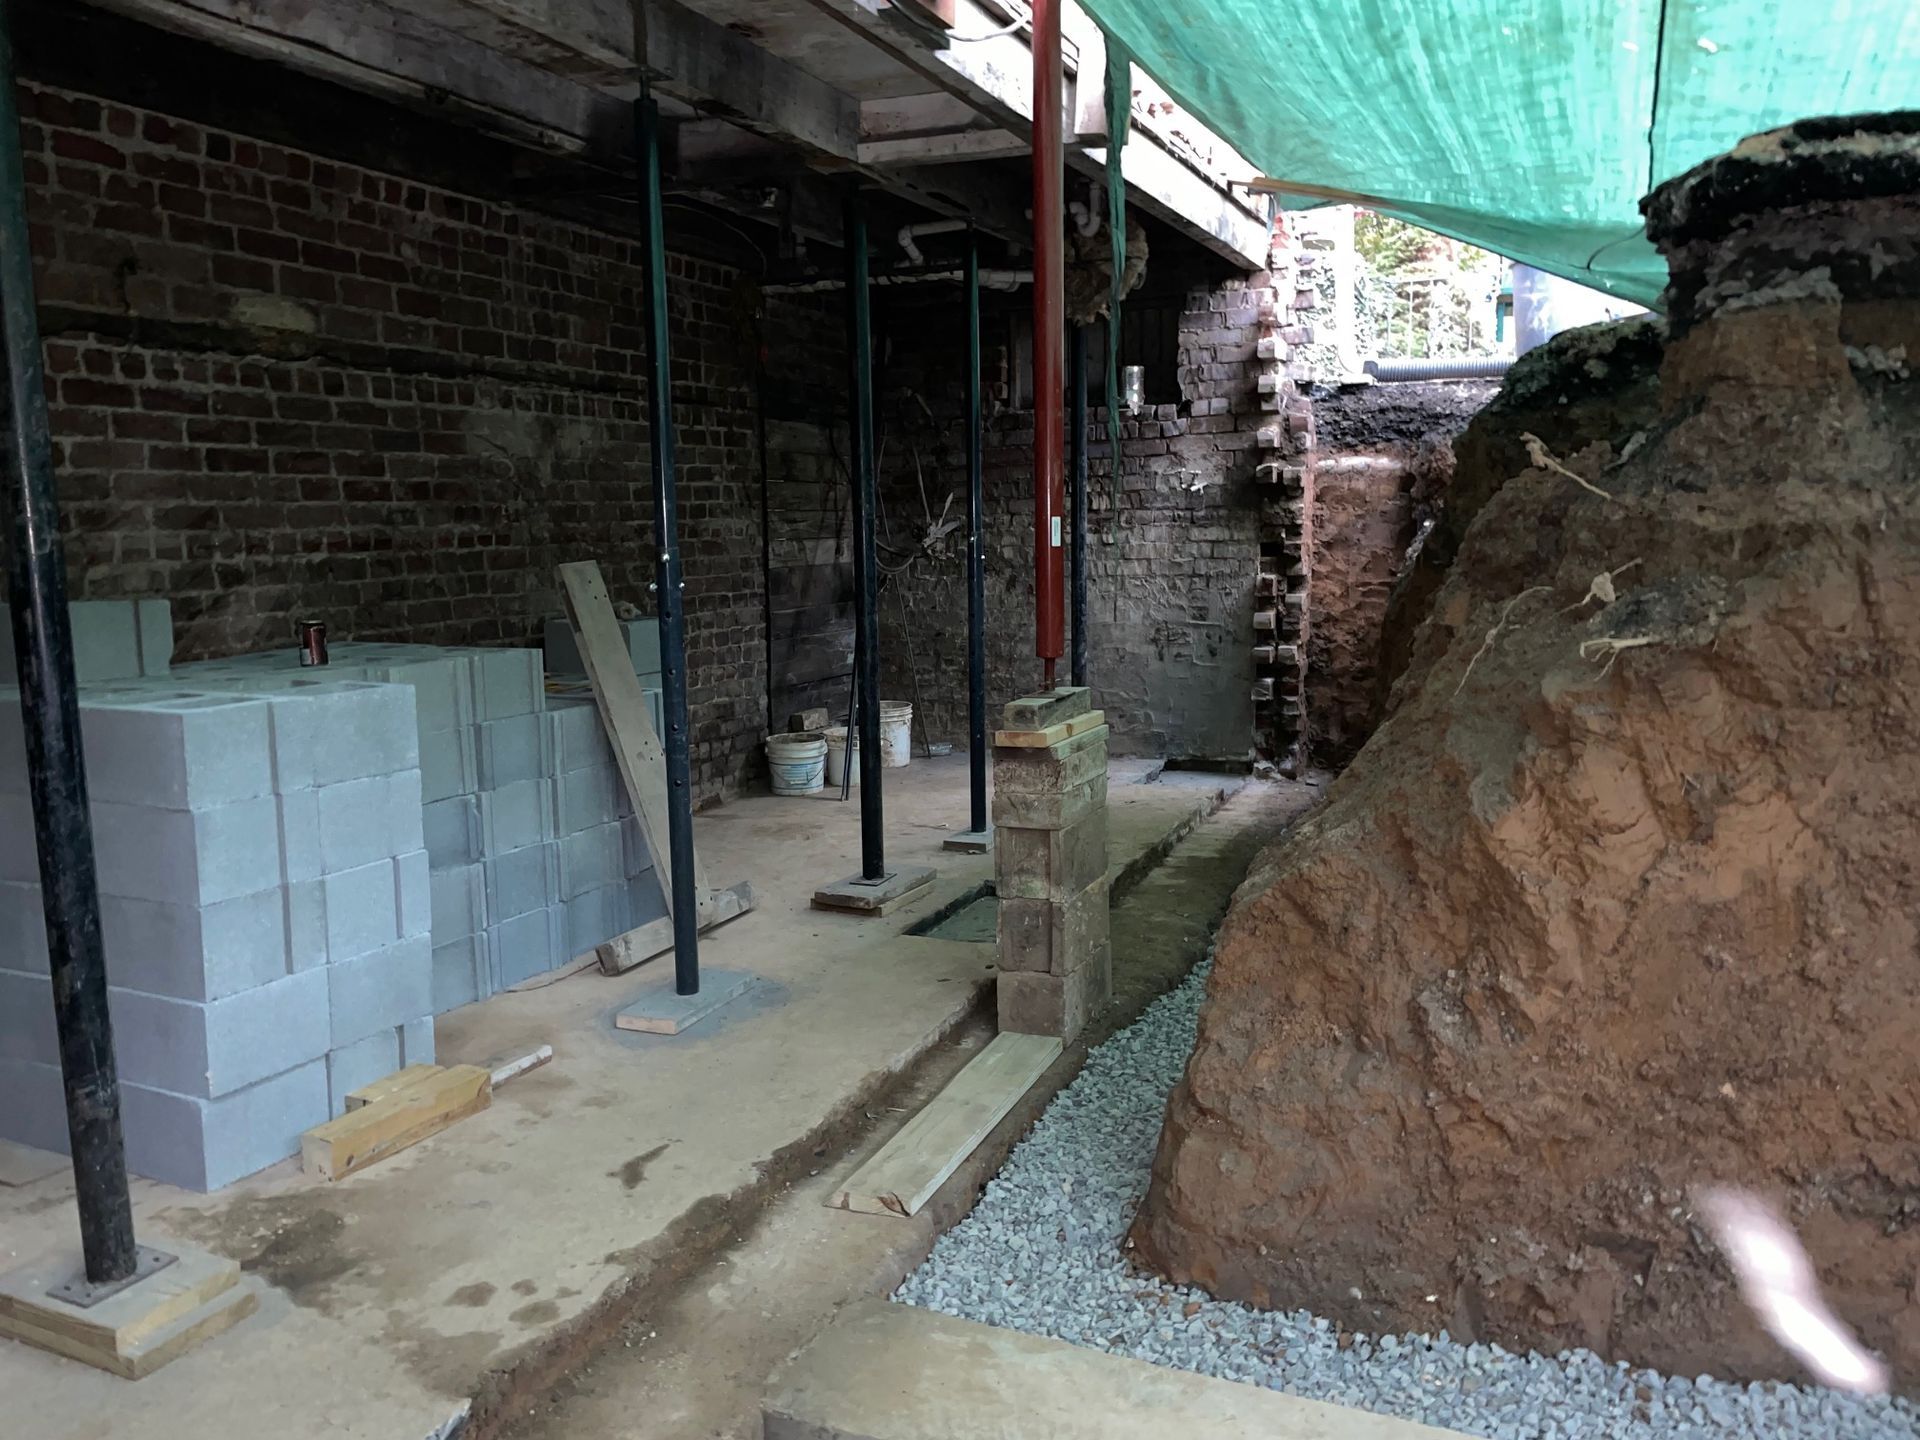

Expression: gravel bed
xmin=897 ymin=962 xmax=1919 ymax=1439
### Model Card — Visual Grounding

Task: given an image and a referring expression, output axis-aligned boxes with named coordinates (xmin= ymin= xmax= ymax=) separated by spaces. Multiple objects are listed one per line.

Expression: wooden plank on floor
xmin=827 ymin=1032 xmax=1063 ymax=1218
xmin=993 ymin=709 xmax=1106 ymax=749
xmin=301 ymin=1065 xmax=492 ymax=1180
xmin=558 ymin=559 xmax=706 ymax=916
xmin=597 ymin=880 xmax=757 ymax=976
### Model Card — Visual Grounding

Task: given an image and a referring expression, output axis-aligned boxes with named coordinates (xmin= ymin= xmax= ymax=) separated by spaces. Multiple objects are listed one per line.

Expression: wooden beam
xmin=300 ymin=1065 xmax=493 ymax=1180
xmin=827 ymin=1032 xmax=1062 ymax=1217
xmin=85 ymin=0 xmax=633 ymax=163
xmin=858 ymin=128 xmax=1025 ymax=167
xmin=436 ymin=0 xmax=861 ymax=162
xmin=559 ymin=560 xmax=707 ymax=914
xmin=1075 ymin=139 xmax=1270 ymax=269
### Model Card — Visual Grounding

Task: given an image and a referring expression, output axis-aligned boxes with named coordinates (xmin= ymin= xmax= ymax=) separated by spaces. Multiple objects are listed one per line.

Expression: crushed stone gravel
xmin=896 ymin=961 xmax=1920 ymax=1439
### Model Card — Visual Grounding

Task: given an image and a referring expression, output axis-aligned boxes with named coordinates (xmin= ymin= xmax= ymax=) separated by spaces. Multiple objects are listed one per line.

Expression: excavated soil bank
xmin=1131 ymin=115 xmax=1920 ymax=1388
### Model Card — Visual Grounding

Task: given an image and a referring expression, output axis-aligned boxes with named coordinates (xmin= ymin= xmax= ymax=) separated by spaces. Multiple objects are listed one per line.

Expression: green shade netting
xmin=1081 ymin=0 xmax=1920 ymax=306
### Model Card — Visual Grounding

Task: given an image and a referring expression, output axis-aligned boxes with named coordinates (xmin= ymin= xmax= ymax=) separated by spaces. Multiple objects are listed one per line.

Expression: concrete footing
xmin=612 ymin=966 xmax=758 ymax=1036
xmin=811 ymin=866 xmax=937 ymax=916
xmin=941 ymin=827 xmax=993 ymax=855
xmin=764 ymin=1301 xmax=1471 ymax=1439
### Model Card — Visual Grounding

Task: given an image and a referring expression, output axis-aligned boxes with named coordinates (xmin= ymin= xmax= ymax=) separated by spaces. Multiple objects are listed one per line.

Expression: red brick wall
xmin=17 ymin=81 xmax=773 ymax=801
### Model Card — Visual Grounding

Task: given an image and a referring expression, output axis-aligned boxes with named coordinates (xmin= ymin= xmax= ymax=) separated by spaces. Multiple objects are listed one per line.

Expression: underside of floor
xmin=0 ymin=753 xmax=1307 ymax=1440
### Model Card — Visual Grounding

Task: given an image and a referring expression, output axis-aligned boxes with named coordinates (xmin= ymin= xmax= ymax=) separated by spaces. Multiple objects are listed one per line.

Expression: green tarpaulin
xmin=1083 ymin=0 xmax=1920 ymax=305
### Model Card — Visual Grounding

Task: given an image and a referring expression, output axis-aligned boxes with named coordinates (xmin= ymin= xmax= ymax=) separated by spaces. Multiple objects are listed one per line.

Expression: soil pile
xmin=1130 ymin=115 xmax=1920 ymax=1387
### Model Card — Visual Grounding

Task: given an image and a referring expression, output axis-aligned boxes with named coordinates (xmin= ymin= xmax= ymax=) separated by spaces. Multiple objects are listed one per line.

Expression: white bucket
xmin=766 ymin=732 xmax=826 ymax=795
xmin=879 ymin=700 xmax=913 ymax=769
xmin=825 ymin=726 xmax=859 ymax=787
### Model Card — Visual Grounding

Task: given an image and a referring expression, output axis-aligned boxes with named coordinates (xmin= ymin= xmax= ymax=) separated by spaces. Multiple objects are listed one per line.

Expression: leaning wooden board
xmin=558 ymin=560 xmax=706 ymax=915
xmin=827 ymin=1032 xmax=1063 ymax=1217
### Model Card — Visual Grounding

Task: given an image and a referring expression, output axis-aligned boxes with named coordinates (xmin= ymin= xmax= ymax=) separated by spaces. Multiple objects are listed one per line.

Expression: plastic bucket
xmin=825 ymin=726 xmax=859 ymax=787
xmin=766 ymin=732 xmax=826 ymax=795
xmin=879 ymin=700 xmax=913 ymax=769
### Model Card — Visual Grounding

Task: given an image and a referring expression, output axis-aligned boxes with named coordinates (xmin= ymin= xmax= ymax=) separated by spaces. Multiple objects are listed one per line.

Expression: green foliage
xmin=1354 ymin=211 xmax=1430 ymax=274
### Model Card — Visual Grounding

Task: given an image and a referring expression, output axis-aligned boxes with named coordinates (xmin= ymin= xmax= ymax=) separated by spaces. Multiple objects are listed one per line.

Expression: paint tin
xmin=296 ymin=619 xmax=329 ymax=667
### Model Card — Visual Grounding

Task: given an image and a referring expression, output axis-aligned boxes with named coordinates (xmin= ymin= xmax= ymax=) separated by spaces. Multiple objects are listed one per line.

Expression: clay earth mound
xmin=1130 ymin=118 xmax=1920 ymax=1387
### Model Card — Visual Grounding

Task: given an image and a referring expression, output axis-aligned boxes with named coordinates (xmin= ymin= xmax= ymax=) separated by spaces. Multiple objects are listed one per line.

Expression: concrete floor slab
xmin=0 ymin=753 xmax=1234 ymax=1440
xmin=765 ymin=1301 xmax=1472 ymax=1439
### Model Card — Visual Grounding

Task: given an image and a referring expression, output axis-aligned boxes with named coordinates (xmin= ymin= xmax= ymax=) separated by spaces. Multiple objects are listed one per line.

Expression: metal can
xmin=296 ymin=619 xmax=329 ymax=667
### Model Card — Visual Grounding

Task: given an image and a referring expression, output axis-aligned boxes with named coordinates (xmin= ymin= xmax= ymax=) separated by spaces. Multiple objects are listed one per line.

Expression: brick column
xmin=992 ymin=687 xmax=1110 ymax=1042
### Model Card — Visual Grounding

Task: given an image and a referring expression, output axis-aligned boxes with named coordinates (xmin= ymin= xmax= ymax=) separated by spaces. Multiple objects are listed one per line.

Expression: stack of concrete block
xmin=543 ymin=614 xmax=661 ymax=689
xmin=0 ymin=597 xmax=172 ymax=685
xmin=993 ymin=689 xmax=1112 ymax=1043
xmin=0 ymin=674 xmax=429 ymax=1189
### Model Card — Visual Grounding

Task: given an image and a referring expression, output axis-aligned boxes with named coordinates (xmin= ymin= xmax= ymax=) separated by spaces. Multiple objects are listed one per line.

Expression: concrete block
xmin=484 ymin=841 xmax=560 ymax=921
xmin=363 ymin=653 xmax=474 ymax=735
xmin=388 ymin=769 xmax=425 ymax=854
xmin=323 ymin=858 xmax=402 ymax=959
xmin=136 ymin=599 xmax=173 ymax=675
xmin=564 ymin=883 xmax=634 ymax=958
xmin=544 ymin=615 xmax=659 ymax=679
xmin=556 ymin=764 xmax=622 ymax=834
xmin=423 ymin=795 xmax=480 ymax=867
xmin=90 ymin=795 xmax=283 ymax=906
xmin=997 ymin=877 xmax=1111 ymax=976
xmin=0 ymin=880 xmax=45 ymax=973
xmin=432 ymin=932 xmax=491 ymax=1013
xmin=285 ymin=878 xmax=327 ymax=972
xmin=993 ymin=809 xmax=1108 ymax=902
xmin=992 ymin=772 xmax=1108 ymax=831
xmin=316 ymin=775 xmax=397 ymax=873
xmin=429 ymin=862 xmax=487 ymax=941
xmin=0 ymin=600 xmax=138 ymax=685
xmin=0 ymin=1054 xmax=332 ymax=1190
xmin=100 ymin=889 xmax=289 ymax=1001
xmin=276 ymin=789 xmax=323 ymax=882
xmin=474 ymin=712 xmax=551 ymax=789
xmin=544 ymin=698 xmax=614 ymax=773
xmin=0 ymin=692 xmax=274 ymax=810
xmin=489 ymin=906 xmax=566 ymax=988
xmin=620 ymin=815 xmax=656 ymax=877
xmin=247 ymin=679 xmax=419 ymax=791
xmin=0 ymin=968 xmax=56 ymax=1068
xmin=419 ymin=725 xmax=478 ymax=803
xmin=996 ymin=946 xmax=1110 ymax=1040
xmin=327 ymin=934 xmax=432 ymax=1048
xmin=479 ymin=778 xmax=555 ymax=856
xmin=559 ymin=822 xmax=625 ymax=900
xmin=400 ymin=1015 xmax=434 ymax=1066
xmin=461 ymin=647 xmax=543 ymax=721
xmin=395 ymin=849 xmax=431 ymax=940
xmin=326 ymin=1028 xmax=401 ymax=1117
xmin=105 ymin=967 xmax=330 ymax=1098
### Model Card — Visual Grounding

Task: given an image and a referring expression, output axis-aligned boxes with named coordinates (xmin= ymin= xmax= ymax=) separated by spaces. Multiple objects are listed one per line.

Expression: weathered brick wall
xmin=871 ymin=252 xmax=1285 ymax=763
xmin=17 ymin=80 xmax=772 ymax=802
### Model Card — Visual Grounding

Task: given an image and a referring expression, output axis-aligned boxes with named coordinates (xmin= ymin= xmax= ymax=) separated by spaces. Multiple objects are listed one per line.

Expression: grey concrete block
xmin=90 ymin=795 xmax=283 ymax=906
xmin=388 ymin=768 xmax=425 ymax=854
xmin=136 ymin=599 xmax=173 ymax=675
xmin=423 ymin=795 xmax=480 ymax=867
xmin=432 ymin=932 xmax=491 ymax=1013
xmin=326 ymin=1027 xmax=400 ymax=1117
xmin=395 ymin=848 xmax=431 ymax=940
xmin=0 ymin=691 xmax=274 ymax=810
xmin=316 ymin=775 xmax=398 ymax=873
xmin=247 ymin=679 xmax=419 ymax=790
xmin=559 ymin=822 xmax=625 ymax=900
xmin=110 ymin=967 xmax=330 ymax=1098
xmin=429 ymin=862 xmax=487 ymax=941
xmin=556 ymin=764 xmax=622 ymax=834
xmin=100 ymin=888 xmax=289 ymax=1002
xmin=419 ymin=725 xmax=477 ymax=803
xmin=483 ymin=841 xmax=559 ymax=922
xmin=565 ymin=883 xmax=636 ymax=957
xmin=322 ymin=858 xmax=403 ymax=960
xmin=544 ymin=615 xmax=659 ymax=679
xmin=620 ymin=815 xmax=657 ymax=877
xmin=461 ymin=647 xmax=543 ymax=721
xmin=0 ymin=880 xmax=46 ymax=974
xmin=0 ymin=967 xmax=56 ymax=1068
xmin=0 ymin=600 xmax=138 ymax=684
xmin=479 ymin=778 xmax=555 ymax=856
xmin=0 ymin=793 xmax=36 ymax=884
xmin=363 ymin=653 xmax=474 ymax=736
xmin=328 ymin=933 xmax=433 ymax=1048
xmin=400 ymin=1015 xmax=434 ymax=1066
xmin=474 ymin=712 xmax=551 ymax=789
xmin=0 ymin=1054 xmax=332 ymax=1191
xmin=543 ymin=698 xmax=614 ymax=774
xmin=277 ymin=789 xmax=323 ymax=883
xmin=489 ymin=906 xmax=566 ymax=988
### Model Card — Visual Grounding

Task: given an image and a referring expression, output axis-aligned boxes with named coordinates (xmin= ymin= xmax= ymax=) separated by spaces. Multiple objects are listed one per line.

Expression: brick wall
xmin=870 ymin=246 xmax=1292 ymax=763
xmin=16 ymin=80 xmax=775 ymax=802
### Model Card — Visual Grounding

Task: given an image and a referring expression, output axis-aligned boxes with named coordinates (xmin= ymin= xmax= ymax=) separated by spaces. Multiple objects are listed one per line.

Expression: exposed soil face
xmin=1307 ymin=383 xmax=1491 ymax=767
xmin=1131 ymin=120 xmax=1920 ymax=1388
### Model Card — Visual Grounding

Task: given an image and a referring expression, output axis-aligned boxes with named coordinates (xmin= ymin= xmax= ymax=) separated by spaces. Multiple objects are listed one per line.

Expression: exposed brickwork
xmin=15 ymin=80 xmax=771 ymax=802
xmin=870 ymin=251 xmax=1282 ymax=764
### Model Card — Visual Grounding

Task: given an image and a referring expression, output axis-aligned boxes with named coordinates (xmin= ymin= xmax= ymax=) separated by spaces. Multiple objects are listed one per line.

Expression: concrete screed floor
xmin=0 ymin=751 xmax=1260 ymax=1440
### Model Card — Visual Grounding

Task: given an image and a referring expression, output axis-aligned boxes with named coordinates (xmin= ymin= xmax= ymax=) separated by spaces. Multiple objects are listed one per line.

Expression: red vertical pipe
xmin=1030 ymin=0 xmax=1065 ymax=683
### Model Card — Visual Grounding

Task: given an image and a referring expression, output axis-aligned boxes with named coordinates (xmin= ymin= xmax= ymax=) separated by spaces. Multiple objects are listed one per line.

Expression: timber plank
xmin=301 ymin=1065 xmax=492 ymax=1180
xmin=992 ymin=709 xmax=1106 ymax=749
